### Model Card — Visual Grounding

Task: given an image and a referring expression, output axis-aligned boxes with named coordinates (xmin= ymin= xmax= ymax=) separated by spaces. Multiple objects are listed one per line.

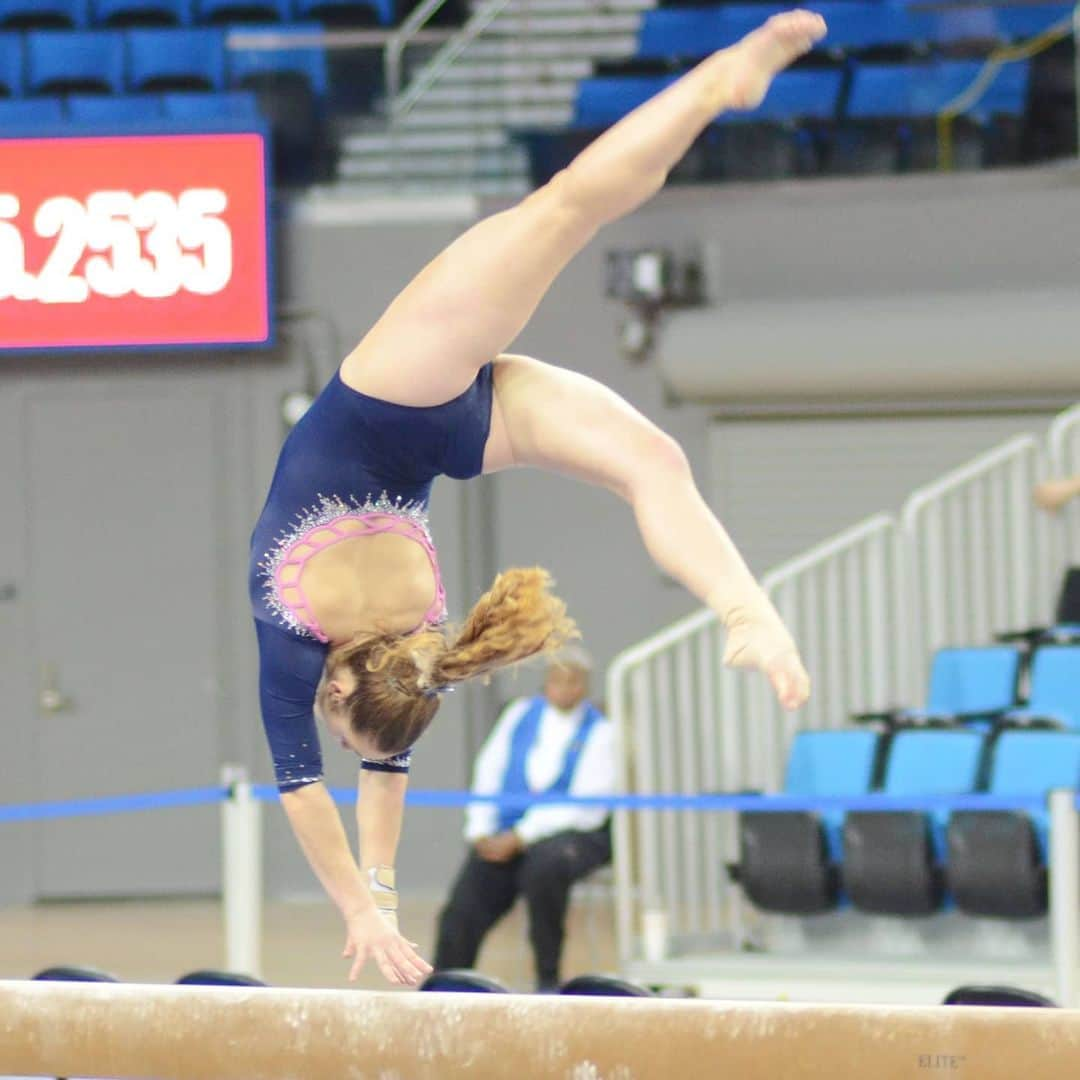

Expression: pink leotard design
xmin=260 ymin=492 xmax=446 ymax=643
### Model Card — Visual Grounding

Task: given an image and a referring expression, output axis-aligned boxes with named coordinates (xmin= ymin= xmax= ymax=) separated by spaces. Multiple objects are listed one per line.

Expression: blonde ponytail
xmin=326 ymin=568 xmax=576 ymax=759
xmin=432 ymin=567 xmax=577 ymax=686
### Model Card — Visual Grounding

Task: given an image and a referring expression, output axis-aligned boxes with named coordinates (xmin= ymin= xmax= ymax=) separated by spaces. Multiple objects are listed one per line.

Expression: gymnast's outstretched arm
xmin=280 ymin=783 xmax=430 ymax=985
xmin=339 ymin=10 xmax=827 ymax=408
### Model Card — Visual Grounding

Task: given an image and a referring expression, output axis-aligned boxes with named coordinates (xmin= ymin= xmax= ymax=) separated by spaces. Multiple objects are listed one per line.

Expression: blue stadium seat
xmin=813 ymin=2 xmax=929 ymax=53
xmin=196 ymin=0 xmax=290 ymax=21
xmin=573 ymin=75 xmax=676 ymax=128
xmin=1017 ymin=645 xmax=1080 ymax=729
xmin=842 ymin=729 xmax=984 ymax=915
xmin=161 ymin=88 xmax=261 ymax=122
xmin=226 ymin=22 xmax=329 ymax=182
xmin=714 ymin=68 xmax=843 ymax=124
xmin=947 ymin=730 xmax=1080 ymax=918
xmin=784 ymin=730 xmax=881 ymax=800
xmin=637 ymin=7 xmax=773 ymax=60
xmin=93 ymin=0 xmax=193 ymax=26
xmin=881 ymin=730 xmax=985 ymax=797
xmin=923 ymin=3 xmax=1068 ymax=48
xmin=67 ymin=92 xmax=164 ymax=123
xmin=292 ymin=0 xmax=393 ymax=28
xmin=837 ymin=59 xmax=1029 ymax=174
xmin=847 ymin=61 xmax=1028 ymax=124
xmin=25 ymin=29 xmax=125 ymax=94
xmin=0 ymin=96 xmax=65 ymax=128
xmin=923 ymin=646 xmax=1022 ymax=718
xmin=0 ymin=32 xmax=22 ymax=95
xmin=995 ymin=3 xmax=1072 ymax=42
xmin=0 ymin=0 xmax=88 ymax=29
xmin=126 ymin=27 xmax=226 ymax=90
xmin=226 ymin=21 xmax=328 ymax=97
xmin=737 ymin=729 xmax=880 ymax=914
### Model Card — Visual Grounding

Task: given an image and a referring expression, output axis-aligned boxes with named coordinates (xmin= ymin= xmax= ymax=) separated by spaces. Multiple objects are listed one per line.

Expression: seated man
xmin=434 ymin=647 xmax=616 ymax=992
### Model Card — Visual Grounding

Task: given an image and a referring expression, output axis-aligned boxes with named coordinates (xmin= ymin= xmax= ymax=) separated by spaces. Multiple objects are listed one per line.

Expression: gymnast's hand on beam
xmin=342 ymin=907 xmax=433 ymax=986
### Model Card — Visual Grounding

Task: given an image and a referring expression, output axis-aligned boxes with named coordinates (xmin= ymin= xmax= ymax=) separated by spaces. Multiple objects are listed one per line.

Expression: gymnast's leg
xmin=341 ymin=10 xmax=827 ymax=406
xmin=485 ymin=355 xmax=811 ymax=710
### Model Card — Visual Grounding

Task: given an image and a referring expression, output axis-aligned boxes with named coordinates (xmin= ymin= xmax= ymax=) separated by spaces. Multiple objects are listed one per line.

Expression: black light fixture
xmin=605 ymin=247 xmax=706 ymax=362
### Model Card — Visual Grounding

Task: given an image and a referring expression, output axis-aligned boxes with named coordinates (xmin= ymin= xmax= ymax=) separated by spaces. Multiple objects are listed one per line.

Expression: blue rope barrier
xmin=254 ymin=785 xmax=1055 ymax=814
xmin=1 ymin=784 xmax=1076 ymax=823
xmin=0 ymin=786 xmax=229 ymax=824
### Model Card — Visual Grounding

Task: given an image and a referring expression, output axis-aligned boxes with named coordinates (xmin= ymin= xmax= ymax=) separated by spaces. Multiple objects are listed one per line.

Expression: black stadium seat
xmin=33 ymin=964 xmax=120 ymax=982
xmin=25 ymin=29 xmax=126 ymax=94
xmin=842 ymin=730 xmax=984 ymax=916
xmin=560 ymin=974 xmax=653 ymax=997
xmin=126 ymin=27 xmax=227 ymax=91
xmin=176 ymin=969 xmax=269 ymax=986
xmin=737 ymin=730 xmax=880 ymax=915
xmin=0 ymin=0 xmax=88 ymax=30
xmin=420 ymin=969 xmax=510 ymax=993
xmin=93 ymin=0 xmax=192 ymax=25
xmin=947 ymin=730 xmax=1080 ymax=918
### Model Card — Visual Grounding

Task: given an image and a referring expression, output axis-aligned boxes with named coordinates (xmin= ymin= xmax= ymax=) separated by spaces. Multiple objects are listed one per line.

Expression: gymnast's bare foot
xmin=722 ymin=604 xmax=811 ymax=711
xmin=724 ymin=10 xmax=828 ymax=111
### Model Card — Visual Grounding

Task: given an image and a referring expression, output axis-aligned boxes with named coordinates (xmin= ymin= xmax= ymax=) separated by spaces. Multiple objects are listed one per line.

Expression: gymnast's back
xmin=249 ymin=365 xmax=494 ymax=791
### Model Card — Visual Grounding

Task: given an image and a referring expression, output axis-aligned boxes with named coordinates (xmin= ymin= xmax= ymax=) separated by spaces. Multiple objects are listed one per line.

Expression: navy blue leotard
xmin=250 ymin=366 xmax=494 ymax=792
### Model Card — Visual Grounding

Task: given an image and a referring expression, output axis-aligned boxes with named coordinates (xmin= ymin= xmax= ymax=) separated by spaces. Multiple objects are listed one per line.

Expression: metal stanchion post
xmin=221 ymin=765 xmax=263 ymax=979
xmin=1049 ymin=788 xmax=1079 ymax=1006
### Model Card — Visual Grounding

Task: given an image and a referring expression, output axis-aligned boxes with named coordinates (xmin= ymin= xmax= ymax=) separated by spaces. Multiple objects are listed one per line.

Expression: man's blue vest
xmin=495 ymin=696 xmax=604 ymax=834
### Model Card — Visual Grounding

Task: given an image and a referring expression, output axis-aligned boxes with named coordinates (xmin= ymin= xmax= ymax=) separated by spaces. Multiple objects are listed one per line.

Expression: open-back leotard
xmin=250 ymin=366 xmax=494 ymax=792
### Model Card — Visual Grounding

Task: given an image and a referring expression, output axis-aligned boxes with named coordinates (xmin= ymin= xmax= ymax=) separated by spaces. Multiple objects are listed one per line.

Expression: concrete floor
xmin=0 ymin=891 xmax=617 ymax=993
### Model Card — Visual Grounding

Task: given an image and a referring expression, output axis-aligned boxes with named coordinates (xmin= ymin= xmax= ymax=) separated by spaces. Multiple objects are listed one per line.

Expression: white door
xmin=25 ymin=390 xmax=221 ymax=897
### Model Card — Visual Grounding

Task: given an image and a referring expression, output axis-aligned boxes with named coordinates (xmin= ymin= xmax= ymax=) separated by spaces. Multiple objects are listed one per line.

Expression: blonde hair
xmin=324 ymin=568 xmax=577 ymax=758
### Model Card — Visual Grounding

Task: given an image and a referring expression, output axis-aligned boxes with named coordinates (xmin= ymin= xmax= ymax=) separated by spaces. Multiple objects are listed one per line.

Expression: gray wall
xmin=2 ymin=166 xmax=1077 ymax=906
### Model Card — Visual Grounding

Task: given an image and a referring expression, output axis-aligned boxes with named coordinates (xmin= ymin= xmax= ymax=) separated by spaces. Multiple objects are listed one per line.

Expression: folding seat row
xmin=0 ymin=27 xmax=326 ymax=97
xmin=0 ymin=0 xmax=391 ymax=30
xmin=0 ymin=88 xmax=259 ymax=128
xmin=518 ymin=57 xmax=1029 ymax=186
xmin=636 ymin=3 xmax=1071 ymax=62
xmin=0 ymin=28 xmax=338 ymax=182
xmin=737 ymin=640 xmax=1080 ymax=921
xmin=738 ymin=725 xmax=1080 ymax=921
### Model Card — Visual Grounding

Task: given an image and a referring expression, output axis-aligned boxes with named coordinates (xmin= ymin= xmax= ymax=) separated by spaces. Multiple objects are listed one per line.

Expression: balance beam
xmin=0 ymin=980 xmax=1078 ymax=1079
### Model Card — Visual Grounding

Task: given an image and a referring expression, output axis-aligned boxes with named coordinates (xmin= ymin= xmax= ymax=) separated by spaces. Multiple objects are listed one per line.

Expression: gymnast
xmin=249 ymin=9 xmax=823 ymax=988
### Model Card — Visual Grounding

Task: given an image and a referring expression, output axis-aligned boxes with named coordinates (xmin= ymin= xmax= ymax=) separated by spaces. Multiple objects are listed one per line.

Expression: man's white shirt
xmin=464 ymin=697 xmax=616 ymax=846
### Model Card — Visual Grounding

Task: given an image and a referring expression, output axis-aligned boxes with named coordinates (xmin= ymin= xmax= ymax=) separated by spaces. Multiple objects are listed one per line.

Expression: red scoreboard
xmin=0 ymin=132 xmax=271 ymax=351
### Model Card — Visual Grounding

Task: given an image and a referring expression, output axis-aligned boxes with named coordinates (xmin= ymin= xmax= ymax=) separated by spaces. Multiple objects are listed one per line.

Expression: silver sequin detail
xmin=259 ymin=491 xmax=436 ymax=640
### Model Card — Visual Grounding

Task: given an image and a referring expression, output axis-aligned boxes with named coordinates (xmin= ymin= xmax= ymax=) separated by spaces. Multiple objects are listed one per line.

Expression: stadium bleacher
xmin=0 ymin=2 xmax=1073 ymax=189
xmin=519 ymin=1 xmax=1072 ymax=185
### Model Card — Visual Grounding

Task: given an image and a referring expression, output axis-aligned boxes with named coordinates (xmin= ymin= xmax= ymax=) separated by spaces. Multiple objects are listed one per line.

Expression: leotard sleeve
xmin=256 ymin=619 xmax=413 ymax=787
xmin=255 ymin=619 xmax=327 ymax=792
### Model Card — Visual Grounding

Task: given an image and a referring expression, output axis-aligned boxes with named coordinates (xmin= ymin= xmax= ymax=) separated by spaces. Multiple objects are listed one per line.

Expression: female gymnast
xmin=250 ymin=9 xmax=824 ymax=988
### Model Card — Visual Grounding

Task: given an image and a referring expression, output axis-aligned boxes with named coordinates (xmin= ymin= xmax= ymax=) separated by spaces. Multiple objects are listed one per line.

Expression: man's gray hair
xmin=547 ymin=644 xmax=594 ymax=673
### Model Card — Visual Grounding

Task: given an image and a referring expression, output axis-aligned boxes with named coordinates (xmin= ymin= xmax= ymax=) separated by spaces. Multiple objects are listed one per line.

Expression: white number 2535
xmin=0 ymin=189 xmax=235 ymax=304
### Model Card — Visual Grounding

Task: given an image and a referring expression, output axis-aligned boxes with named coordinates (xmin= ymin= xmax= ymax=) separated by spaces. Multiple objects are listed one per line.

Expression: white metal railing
xmin=762 ymin=514 xmax=908 ymax=747
xmin=1048 ymin=402 xmax=1080 ymax=584
xmin=385 ymin=0 xmax=516 ymax=118
xmin=901 ymin=435 xmax=1053 ymax=695
xmin=608 ymin=513 xmax=905 ymax=967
